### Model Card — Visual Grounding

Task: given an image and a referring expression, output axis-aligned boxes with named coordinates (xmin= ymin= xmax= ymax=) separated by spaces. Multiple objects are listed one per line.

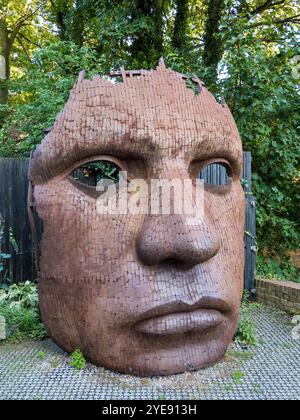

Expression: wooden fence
xmin=0 ymin=153 xmax=256 ymax=291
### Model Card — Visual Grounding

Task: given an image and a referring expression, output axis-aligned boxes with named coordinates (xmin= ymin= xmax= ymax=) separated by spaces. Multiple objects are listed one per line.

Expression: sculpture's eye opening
xmin=69 ymin=159 xmax=121 ymax=198
xmin=70 ymin=160 xmax=120 ymax=187
xmin=189 ymin=159 xmax=233 ymax=194
xmin=199 ymin=161 xmax=232 ymax=187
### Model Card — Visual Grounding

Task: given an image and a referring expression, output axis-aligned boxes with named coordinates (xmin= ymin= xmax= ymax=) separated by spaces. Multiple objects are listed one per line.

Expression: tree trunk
xmin=50 ymin=0 xmax=71 ymax=41
xmin=130 ymin=0 xmax=164 ymax=67
xmin=0 ymin=19 xmax=10 ymax=104
xmin=152 ymin=0 xmax=164 ymax=57
xmin=71 ymin=0 xmax=85 ymax=47
xmin=203 ymin=0 xmax=225 ymax=89
xmin=172 ymin=0 xmax=189 ymax=52
xmin=0 ymin=18 xmax=10 ymax=127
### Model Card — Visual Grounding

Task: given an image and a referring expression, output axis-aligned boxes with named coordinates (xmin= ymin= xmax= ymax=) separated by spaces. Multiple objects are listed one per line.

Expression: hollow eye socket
xmin=69 ymin=160 xmax=121 ymax=198
xmin=199 ymin=161 xmax=231 ymax=186
xmin=70 ymin=160 xmax=120 ymax=187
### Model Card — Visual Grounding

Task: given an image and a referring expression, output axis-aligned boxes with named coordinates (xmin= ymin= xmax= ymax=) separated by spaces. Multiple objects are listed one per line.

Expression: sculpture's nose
xmin=136 ymin=214 xmax=220 ymax=270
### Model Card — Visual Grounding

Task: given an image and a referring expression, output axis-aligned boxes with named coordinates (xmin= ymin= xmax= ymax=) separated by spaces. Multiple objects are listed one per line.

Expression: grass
xmin=231 ymin=370 xmax=245 ymax=385
xmin=252 ymin=384 xmax=262 ymax=394
xmin=226 ymin=349 xmax=254 ymax=362
xmin=37 ymin=351 xmax=46 ymax=360
xmin=223 ymin=383 xmax=234 ymax=392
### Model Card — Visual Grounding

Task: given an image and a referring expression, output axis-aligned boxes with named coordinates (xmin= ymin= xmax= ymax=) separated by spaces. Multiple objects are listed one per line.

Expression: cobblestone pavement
xmin=0 ymin=305 xmax=299 ymax=400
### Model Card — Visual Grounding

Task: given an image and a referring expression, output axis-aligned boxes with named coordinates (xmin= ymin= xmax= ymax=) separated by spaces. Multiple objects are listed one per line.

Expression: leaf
xmin=1 ymin=253 xmax=11 ymax=259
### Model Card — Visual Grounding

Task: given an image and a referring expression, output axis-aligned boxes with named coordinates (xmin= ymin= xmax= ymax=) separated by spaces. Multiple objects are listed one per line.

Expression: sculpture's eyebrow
xmin=189 ymin=141 xmax=243 ymax=177
xmin=30 ymin=112 xmax=243 ymax=183
xmin=29 ymin=128 xmax=158 ymax=183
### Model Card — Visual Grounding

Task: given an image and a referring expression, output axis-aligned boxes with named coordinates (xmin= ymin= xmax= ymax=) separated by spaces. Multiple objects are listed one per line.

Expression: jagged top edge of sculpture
xmin=73 ymin=57 xmax=229 ymax=110
xmin=31 ymin=57 xmax=241 ymax=184
xmin=42 ymin=57 xmax=235 ymax=137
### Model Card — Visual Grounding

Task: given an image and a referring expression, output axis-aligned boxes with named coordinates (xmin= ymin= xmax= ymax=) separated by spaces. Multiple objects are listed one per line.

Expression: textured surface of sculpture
xmin=29 ymin=60 xmax=245 ymax=376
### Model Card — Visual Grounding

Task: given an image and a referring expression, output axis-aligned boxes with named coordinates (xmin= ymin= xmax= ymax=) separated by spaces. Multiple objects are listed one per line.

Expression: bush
xmin=0 ymin=281 xmax=46 ymax=343
xmin=235 ymin=317 xmax=257 ymax=346
xmin=256 ymin=255 xmax=300 ymax=283
xmin=234 ymin=291 xmax=258 ymax=346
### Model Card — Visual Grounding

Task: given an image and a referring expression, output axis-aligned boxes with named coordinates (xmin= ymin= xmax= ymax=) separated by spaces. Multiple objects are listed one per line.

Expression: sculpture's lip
xmin=133 ymin=297 xmax=230 ymax=335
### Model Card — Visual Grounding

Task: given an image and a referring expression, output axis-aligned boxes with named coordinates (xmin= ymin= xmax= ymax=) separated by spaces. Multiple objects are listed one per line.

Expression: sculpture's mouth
xmin=133 ymin=297 xmax=230 ymax=336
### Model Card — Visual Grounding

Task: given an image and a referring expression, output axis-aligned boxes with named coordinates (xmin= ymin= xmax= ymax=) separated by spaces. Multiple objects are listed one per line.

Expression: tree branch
xmin=8 ymin=3 xmax=44 ymax=46
xmin=18 ymin=32 xmax=41 ymax=48
xmin=247 ymin=13 xmax=300 ymax=29
xmin=16 ymin=36 xmax=31 ymax=61
xmin=10 ymin=3 xmax=44 ymax=31
xmin=8 ymin=23 xmax=30 ymax=47
xmin=250 ymin=0 xmax=287 ymax=15
xmin=273 ymin=14 xmax=300 ymax=24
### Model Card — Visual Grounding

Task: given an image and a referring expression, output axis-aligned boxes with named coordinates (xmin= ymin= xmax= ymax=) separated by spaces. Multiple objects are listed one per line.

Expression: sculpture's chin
xmin=85 ymin=338 xmax=233 ymax=377
xmin=80 ymin=318 xmax=238 ymax=377
xmin=38 ymin=280 xmax=239 ymax=377
xmin=39 ymin=279 xmax=239 ymax=376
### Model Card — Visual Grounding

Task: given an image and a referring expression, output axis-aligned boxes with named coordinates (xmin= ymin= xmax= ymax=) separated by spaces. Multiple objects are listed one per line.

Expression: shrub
xmin=0 ymin=281 xmax=46 ymax=343
xmin=234 ymin=291 xmax=258 ymax=346
xmin=235 ymin=317 xmax=257 ymax=346
xmin=256 ymin=255 xmax=300 ymax=283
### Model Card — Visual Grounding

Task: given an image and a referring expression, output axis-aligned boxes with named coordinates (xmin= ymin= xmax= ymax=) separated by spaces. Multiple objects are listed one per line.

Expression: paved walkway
xmin=0 ymin=305 xmax=299 ymax=400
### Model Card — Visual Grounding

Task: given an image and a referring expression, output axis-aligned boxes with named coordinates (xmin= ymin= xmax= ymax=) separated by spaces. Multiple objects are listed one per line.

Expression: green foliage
xmin=257 ymin=255 xmax=300 ymax=283
xmin=234 ymin=292 xmax=258 ymax=346
xmin=226 ymin=349 xmax=254 ymax=362
xmin=218 ymin=15 xmax=300 ymax=266
xmin=0 ymin=215 xmax=11 ymax=283
xmin=0 ymin=281 xmax=46 ymax=342
xmin=9 ymin=227 xmax=19 ymax=254
xmin=242 ymin=289 xmax=250 ymax=304
xmin=0 ymin=41 xmax=109 ymax=157
xmin=69 ymin=349 xmax=86 ymax=369
xmin=235 ymin=318 xmax=257 ymax=346
xmin=231 ymin=370 xmax=245 ymax=385
xmin=0 ymin=303 xmax=46 ymax=342
xmin=83 ymin=161 xmax=120 ymax=182
xmin=37 ymin=351 xmax=46 ymax=359
xmin=0 ymin=252 xmax=11 ymax=278
xmin=0 ymin=280 xmax=38 ymax=309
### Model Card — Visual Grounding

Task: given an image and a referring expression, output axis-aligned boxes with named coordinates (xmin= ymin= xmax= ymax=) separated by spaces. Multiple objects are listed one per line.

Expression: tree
xmin=0 ymin=0 xmax=45 ymax=126
xmin=172 ymin=0 xmax=190 ymax=53
xmin=128 ymin=0 xmax=167 ymax=67
xmin=47 ymin=0 xmax=73 ymax=41
xmin=204 ymin=0 xmax=300 ymax=87
xmin=47 ymin=0 xmax=94 ymax=46
xmin=203 ymin=0 xmax=226 ymax=89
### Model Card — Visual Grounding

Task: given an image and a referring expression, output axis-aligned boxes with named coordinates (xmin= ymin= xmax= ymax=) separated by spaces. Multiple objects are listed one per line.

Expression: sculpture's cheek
xmin=34 ymin=179 xmax=145 ymax=279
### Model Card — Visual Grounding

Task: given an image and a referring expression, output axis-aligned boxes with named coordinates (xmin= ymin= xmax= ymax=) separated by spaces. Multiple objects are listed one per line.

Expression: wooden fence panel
xmin=0 ymin=158 xmax=34 ymax=283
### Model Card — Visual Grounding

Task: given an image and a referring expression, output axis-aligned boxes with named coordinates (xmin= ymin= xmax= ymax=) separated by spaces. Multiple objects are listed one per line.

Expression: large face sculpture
xmin=29 ymin=61 xmax=245 ymax=376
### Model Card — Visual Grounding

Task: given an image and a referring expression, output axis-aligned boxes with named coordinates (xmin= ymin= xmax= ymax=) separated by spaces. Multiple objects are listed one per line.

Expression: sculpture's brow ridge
xmin=30 ymin=61 xmax=242 ymax=183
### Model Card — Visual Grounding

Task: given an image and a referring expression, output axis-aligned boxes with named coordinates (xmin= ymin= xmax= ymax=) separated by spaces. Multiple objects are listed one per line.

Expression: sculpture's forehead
xmin=68 ymin=72 xmax=239 ymax=141
xmin=30 ymin=68 xmax=242 ymax=182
